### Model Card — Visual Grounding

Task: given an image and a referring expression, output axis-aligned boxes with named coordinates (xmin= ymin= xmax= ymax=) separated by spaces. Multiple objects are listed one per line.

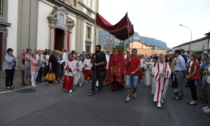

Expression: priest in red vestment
xmin=105 ymin=46 xmax=126 ymax=91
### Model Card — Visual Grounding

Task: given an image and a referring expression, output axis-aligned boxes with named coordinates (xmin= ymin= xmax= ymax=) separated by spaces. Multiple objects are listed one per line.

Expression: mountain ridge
xmin=98 ymin=29 xmax=171 ymax=50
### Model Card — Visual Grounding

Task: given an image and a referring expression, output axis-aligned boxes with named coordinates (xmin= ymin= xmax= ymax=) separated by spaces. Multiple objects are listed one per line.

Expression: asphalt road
xmin=0 ymin=80 xmax=210 ymax=126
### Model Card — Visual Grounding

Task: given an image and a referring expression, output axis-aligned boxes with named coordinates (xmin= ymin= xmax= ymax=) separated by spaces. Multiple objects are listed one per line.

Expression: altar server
xmin=83 ymin=54 xmax=92 ymax=83
xmin=151 ymin=56 xmax=158 ymax=95
xmin=154 ymin=54 xmax=171 ymax=108
xmin=144 ymin=57 xmax=153 ymax=87
xmin=62 ymin=54 xmax=76 ymax=93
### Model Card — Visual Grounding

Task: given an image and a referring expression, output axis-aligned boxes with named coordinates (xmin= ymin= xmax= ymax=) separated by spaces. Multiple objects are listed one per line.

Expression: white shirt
xmin=64 ymin=60 xmax=76 ymax=76
xmin=46 ymin=55 xmax=50 ymax=66
xmin=140 ymin=58 xmax=145 ymax=68
xmin=124 ymin=55 xmax=127 ymax=59
xmin=188 ymin=61 xmax=193 ymax=73
xmin=106 ymin=54 xmax=110 ymax=69
xmin=175 ymin=55 xmax=186 ymax=71
xmin=62 ymin=52 xmax=68 ymax=63
xmin=207 ymin=67 xmax=210 ymax=83
xmin=83 ymin=59 xmax=92 ymax=70
xmin=76 ymin=60 xmax=83 ymax=72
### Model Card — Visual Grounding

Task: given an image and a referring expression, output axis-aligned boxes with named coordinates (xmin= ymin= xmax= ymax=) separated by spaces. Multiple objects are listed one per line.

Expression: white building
xmin=172 ymin=32 xmax=210 ymax=55
xmin=0 ymin=0 xmax=99 ymax=71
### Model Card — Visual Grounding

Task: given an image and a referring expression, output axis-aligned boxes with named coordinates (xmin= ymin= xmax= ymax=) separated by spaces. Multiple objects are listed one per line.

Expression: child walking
xmin=83 ymin=54 xmax=92 ymax=83
xmin=62 ymin=54 xmax=76 ymax=93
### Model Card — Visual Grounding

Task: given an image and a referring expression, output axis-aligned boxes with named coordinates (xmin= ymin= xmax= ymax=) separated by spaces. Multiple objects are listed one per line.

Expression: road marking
xmin=0 ymin=82 xmax=48 ymax=94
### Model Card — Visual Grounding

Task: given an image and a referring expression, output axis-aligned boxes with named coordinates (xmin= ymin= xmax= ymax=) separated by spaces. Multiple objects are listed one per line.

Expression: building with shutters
xmin=129 ymin=41 xmax=168 ymax=56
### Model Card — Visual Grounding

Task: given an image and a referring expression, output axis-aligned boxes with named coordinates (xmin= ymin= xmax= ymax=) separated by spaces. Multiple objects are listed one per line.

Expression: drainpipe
xmin=205 ymin=32 xmax=210 ymax=52
xmin=208 ymin=35 xmax=210 ymax=51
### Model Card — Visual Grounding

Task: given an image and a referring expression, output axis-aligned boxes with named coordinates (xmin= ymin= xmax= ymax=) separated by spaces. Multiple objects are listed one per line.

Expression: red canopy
xmin=95 ymin=13 xmax=134 ymax=40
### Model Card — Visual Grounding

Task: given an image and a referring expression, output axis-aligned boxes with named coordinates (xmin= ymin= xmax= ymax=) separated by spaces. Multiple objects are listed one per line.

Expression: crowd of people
xmin=3 ymin=46 xmax=210 ymax=115
xmin=141 ymin=49 xmax=210 ymax=114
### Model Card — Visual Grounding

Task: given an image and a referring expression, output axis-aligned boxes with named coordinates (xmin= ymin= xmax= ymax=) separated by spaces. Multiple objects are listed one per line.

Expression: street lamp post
xmin=179 ymin=24 xmax=192 ymax=52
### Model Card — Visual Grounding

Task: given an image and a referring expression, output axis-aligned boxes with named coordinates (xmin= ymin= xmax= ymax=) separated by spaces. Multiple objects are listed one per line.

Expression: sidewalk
xmin=0 ymin=70 xmax=47 ymax=92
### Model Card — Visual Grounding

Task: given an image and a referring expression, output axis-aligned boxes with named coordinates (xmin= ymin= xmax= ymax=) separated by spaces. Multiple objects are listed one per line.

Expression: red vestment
xmin=84 ymin=70 xmax=92 ymax=80
xmin=62 ymin=76 xmax=74 ymax=90
xmin=62 ymin=59 xmax=75 ymax=90
xmin=105 ymin=52 xmax=126 ymax=90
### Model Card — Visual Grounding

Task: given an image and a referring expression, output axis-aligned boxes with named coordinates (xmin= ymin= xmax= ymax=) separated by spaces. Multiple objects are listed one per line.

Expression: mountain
xmin=98 ymin=28 xmax=171 ymax=50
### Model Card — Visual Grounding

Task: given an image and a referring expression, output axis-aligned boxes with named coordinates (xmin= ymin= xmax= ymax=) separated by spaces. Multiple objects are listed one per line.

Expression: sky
xmin=99 ymin=0 xmax=210 ymax=48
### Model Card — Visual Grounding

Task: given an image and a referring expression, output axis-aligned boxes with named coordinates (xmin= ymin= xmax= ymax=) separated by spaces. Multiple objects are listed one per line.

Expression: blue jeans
xmin=125 ymin=75 xmax=139 ymax=88
xmin=91 ymin=71 xmax=104 ymax=93
xmin=195 ymin=80 xmax=201 ymax=87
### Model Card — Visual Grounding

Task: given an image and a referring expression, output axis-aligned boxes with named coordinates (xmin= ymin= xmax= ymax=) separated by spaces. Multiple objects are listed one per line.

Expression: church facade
xmin=0 ymin=0 xmax=99 ymax=71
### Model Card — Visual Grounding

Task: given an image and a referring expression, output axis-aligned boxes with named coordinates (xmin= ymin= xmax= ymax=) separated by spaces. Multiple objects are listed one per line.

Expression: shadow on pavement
xmin=16 ymin=88 xmax=36 ymax=93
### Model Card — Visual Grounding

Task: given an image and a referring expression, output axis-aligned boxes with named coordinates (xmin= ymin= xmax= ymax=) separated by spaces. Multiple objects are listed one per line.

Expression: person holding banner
xmin=125 ymin=49 xmax=140 ymax=102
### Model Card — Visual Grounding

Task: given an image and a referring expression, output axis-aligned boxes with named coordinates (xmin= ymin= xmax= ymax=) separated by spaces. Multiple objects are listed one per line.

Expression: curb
xmin=0 ymin=82 xmax=48 ymax=95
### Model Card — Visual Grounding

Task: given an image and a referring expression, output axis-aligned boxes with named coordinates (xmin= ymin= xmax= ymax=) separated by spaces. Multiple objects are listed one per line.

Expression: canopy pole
xmin=94 ymin=12 xmax=98 ymax=72
xmin=132 ymin=35 xmax=134 ymax=50
xmin=132 ymin=24 xmax=134 ymax=51
xmin=94 ymin=13 xmax=97 ymax=51
xmin=127 ymin=12 xmax=130 ymax=52
xmin=113 ymin=35 xmax=114 ymax=50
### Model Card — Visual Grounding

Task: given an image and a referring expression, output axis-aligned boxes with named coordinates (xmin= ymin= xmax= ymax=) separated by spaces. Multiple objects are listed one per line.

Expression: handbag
xmin=45 ymin=71 xmax=56 ymax=81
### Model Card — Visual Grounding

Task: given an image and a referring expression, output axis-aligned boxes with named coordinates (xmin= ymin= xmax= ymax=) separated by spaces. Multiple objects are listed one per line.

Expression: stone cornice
xmin=78 ymin=1 xmax=96 ymax=14
xmin=0 ymin=21 xmax=11 ymax=26
xmin=48 ymin=0 xmax=95 ymax=23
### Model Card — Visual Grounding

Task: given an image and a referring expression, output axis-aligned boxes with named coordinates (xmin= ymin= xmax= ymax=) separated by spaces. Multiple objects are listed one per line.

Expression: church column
xmin=54 ymin=28 xmax=56 ymax=49
xmin=48 ymin=17 xmax=57 ymax=50
xmin=63 ymin=30 xmax=67 ymax=50
xmin=67 ymin=29 xmax=70 ymax=51
xmin=49 ymin=26 xmax=55 ymax=50
xmin=67 ymin=18 xmax=75 ymax=51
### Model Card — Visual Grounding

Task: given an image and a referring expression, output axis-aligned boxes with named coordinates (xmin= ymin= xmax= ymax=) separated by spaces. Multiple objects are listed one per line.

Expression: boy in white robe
xmin=153 ymin=55 xmax=171 ymax=108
